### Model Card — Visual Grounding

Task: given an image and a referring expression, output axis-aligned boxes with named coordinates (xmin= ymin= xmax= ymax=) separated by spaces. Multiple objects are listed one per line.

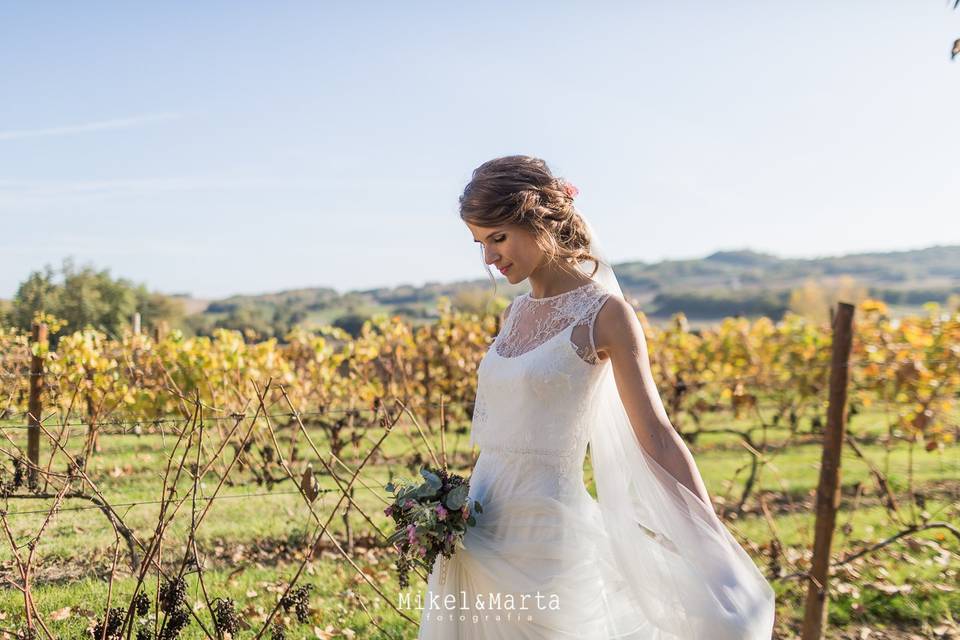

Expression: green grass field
xmin=0 ymin=404 xmax=956 ymax=639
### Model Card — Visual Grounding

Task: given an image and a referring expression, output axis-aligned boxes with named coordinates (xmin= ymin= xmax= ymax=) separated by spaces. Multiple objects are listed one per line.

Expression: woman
xmin=416 ymin=155 xmax=775 ymax=639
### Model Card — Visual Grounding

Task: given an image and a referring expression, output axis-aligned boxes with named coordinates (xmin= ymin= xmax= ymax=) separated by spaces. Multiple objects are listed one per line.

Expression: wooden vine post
xmin=27 ymin=321 xmax=48 ymax=487
xmin=801 ymin=302 xmax=855 ymax=639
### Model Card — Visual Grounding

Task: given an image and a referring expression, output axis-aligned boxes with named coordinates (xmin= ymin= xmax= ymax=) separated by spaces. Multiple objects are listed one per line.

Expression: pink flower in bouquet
xmin=404 ymin=499 xmax=415 ymax=509
xmin=435 ymin=504 xmax=448 ymax=521
xmin=406 ymin=524 xmax=417 ymax=544
xmin=418 ymin=545 xmax=428 ymax=557
xmin=460 ymin=504 xmax=470 ymax=519
xmin=383 ymin=505 xmax=394 ymax=516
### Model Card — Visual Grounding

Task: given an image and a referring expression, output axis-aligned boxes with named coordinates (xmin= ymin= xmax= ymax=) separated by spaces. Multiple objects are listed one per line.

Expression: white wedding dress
xmin=416 ymin=279 xmax=775 ymax=639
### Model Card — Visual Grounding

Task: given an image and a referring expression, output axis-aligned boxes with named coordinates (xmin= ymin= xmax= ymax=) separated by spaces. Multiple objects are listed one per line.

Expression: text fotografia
xmin=399 ymin=589 xmax=560 ymax=615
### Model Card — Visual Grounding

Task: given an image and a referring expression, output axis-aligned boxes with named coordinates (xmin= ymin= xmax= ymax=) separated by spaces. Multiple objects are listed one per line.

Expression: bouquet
xmin=384 ymin=466 xmax=482 ymax=588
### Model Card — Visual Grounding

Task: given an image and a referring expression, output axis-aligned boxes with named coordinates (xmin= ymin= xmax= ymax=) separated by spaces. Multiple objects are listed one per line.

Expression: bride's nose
xmin=483 ymin=246 xmax=501 ymax=266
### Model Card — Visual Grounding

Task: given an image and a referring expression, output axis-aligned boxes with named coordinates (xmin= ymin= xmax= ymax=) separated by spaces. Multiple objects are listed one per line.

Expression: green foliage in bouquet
xmin=384 ymin=466 xmax=483 ymax=588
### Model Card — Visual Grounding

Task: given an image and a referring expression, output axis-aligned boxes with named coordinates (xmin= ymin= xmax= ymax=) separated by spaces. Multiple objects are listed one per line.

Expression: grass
xmin=0 ymin=402 xmax=957 ymax=638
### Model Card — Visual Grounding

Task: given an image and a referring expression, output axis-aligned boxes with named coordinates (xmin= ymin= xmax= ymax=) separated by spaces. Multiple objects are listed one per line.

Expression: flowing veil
xmin=573 ymin=213 xmax=776 ymax=639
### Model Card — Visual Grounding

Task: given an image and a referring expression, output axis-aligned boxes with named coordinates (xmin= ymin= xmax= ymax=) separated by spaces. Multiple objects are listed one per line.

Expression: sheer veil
xmin=573 ymin=212 xmax=776 ymax=639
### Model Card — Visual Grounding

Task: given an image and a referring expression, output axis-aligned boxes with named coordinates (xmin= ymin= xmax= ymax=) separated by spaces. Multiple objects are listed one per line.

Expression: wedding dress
xmin=416 ymin=221 xmax=775 ymax=639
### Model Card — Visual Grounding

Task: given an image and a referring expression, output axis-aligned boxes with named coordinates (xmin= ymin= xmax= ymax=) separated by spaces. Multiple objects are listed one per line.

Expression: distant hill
xmin=4 ymin=245 xmax=957 ymax=337
xmin=184 ymin=244 xmax=960 ymax=332
xmin=611 ymin=245 xmax=960 ymax=319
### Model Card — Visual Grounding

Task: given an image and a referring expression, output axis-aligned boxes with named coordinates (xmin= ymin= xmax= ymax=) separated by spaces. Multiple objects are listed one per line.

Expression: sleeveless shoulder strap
xmin=567 ymin=285 xmax=612 ymax=364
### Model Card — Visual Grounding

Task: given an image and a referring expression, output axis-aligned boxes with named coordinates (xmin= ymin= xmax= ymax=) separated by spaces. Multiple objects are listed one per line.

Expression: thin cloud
xmin=0 ymin=113 xmax=183 ymax=141
xmin=0 ymin=177 xmax=319 ymax=195
xmin=0 ymin=177 xmax=324 ymax=208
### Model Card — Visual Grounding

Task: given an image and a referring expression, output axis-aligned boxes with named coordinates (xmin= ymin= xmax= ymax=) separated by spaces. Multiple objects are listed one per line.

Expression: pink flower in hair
xmin=561 ymin=180 xmax=579 ymax=199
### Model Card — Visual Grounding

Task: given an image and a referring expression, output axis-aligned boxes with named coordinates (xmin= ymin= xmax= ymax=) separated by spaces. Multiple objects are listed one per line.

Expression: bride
xmin=415 ymin=155 xmax=775 ymax=639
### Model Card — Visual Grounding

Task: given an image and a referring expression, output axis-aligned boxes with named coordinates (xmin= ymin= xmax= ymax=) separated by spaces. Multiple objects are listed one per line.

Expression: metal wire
xmin=0 ymin=357 xmax=957 ymax=379
xmin=0 ymin=487 xmax=335 ymax=517
xmin=0 ymin=400 xmax=474 ymax=432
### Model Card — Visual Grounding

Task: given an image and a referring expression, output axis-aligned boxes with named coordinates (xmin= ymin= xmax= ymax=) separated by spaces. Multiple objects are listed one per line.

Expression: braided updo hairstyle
xmin=459 ymin=155 xmax=600 ymax=280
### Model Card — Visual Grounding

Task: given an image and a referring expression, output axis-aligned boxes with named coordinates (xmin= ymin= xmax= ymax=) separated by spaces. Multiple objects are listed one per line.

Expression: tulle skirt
xmin=414 ymin=450 xmax=664 ymax=639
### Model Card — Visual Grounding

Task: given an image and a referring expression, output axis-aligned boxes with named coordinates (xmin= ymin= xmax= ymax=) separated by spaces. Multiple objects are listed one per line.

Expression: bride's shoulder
xmin=593 ymin=294 xmax=643 ymax=361
xmin=500 ymin=301 xmax=513 ymax=326
xmin=594 ymin=293 xmax=633 ymax=324
xmin=500 ymin=295 xmax=522 ymax=326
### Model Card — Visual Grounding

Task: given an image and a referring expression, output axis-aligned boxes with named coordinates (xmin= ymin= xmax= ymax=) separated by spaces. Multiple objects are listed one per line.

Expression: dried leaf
xmin=301 ymin=464 xmax=319 ymax=503
xmin=50 ymin=606 xmax=72 ymax=621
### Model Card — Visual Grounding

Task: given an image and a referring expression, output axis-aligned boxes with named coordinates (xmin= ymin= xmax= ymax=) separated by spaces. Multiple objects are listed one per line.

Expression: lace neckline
xmin=525 ymin=280 xmax=595 ymax=302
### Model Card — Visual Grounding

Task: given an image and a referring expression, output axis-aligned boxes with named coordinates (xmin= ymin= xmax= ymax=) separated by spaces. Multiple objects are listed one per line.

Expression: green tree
xmin=953 ymin=2 xmax=959 ymax=60
xmin=10 ymin=257 xmax=185 ymax=338
xmin=10 ymin=265 xmax=62 ymax=329
xmin=788 ymin=276 xmax=867 ymax=324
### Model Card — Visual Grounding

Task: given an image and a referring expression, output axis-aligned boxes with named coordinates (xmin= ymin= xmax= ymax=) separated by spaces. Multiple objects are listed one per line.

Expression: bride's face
xmin=466 ymin=221 xmax=543 ymax=284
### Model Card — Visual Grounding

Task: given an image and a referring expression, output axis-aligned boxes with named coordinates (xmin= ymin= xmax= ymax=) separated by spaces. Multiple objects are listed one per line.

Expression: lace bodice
xmin=468 ymin=280 xmax=613 ymax=499
xmin=494 ymin=280 xmax=611 ymax=365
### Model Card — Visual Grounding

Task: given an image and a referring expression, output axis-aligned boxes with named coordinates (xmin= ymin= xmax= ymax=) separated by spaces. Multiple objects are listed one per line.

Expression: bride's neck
xmin=527 ymin=266 xmax=592 ymax=300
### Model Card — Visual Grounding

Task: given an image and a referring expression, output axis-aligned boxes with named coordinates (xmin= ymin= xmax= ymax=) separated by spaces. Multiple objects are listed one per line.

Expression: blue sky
xmin=1 ymin=2 xmax=958 ymax=300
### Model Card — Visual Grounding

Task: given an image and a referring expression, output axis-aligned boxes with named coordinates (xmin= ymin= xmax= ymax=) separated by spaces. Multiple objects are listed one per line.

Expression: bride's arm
xmin=594 ymin=296 xmax=712 ymax=507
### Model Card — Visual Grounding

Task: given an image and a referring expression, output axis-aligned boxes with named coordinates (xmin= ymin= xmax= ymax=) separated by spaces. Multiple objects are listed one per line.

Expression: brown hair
xmin=459 ymin=155 xmax=600 ymax=281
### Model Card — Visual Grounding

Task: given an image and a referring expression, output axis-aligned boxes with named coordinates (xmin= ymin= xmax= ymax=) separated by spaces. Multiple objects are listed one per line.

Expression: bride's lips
xmin=498 ymin=264 xmax=512 ymax=275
